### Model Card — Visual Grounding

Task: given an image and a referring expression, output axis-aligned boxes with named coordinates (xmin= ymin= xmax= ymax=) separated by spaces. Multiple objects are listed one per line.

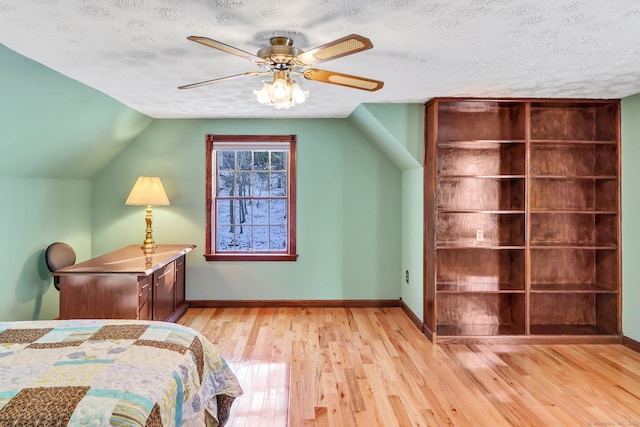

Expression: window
xmin=205 ymin=135 xmax=298 ymax=261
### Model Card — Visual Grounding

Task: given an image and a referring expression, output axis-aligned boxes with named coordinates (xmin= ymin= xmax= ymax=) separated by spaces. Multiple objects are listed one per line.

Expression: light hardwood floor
xmin=179 ymin=307 xmax=640 ymax=426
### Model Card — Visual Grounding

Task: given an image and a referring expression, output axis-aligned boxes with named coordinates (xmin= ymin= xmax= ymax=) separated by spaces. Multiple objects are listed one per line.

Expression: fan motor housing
xmin=257 ymin=37 xmax=302 ymax=64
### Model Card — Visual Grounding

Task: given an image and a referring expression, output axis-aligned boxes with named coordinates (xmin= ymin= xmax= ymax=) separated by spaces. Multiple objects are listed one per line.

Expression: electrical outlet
xmin=405 ymin=270 xmax=410 ymax=284
xmin=475 ymin=229 xmax=484 ymax=242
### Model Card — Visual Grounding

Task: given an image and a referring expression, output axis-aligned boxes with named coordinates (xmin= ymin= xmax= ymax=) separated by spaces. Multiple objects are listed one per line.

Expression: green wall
xmin=92 ymin=118 xmax=402 ymax=301
xmin=0 ymin=44 xmax=152 ymax=180
xmin=621 ymin=94 xmax=640 ymax=341
xmin=350 ymin=104 xmax=425 ymax=319
xmin=0 ymin=44 xmax=151 ymax=321
xmin=400 ymin=168 xmax=424 ymax=317
xmin=361 ymin=103 xmax=425 ymax=165
xmin=0 ymin=177 xmax=92 ymax=320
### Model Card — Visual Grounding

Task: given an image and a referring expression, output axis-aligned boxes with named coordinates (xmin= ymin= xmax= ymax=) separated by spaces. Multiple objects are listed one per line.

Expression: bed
xmin=0 ymin=319 xmax=242 ymax=426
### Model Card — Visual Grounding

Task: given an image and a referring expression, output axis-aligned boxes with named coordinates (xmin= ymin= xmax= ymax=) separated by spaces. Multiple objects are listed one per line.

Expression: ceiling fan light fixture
xmin=182 ymin=34 xmax=382 ymax=109
xmin=253 ymin=71 xmax=308 ymax=109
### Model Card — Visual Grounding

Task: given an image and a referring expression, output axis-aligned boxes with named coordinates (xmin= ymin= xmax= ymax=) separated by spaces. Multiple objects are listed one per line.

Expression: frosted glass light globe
xmin=272 ymin=79 xmax=288 ymax=99
xmin=291 ymin=83 xmax=308 ymax=104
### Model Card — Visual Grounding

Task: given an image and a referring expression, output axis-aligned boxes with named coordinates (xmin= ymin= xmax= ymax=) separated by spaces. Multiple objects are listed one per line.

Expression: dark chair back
xmin=45 ymin=242 xmax=76 ymax=291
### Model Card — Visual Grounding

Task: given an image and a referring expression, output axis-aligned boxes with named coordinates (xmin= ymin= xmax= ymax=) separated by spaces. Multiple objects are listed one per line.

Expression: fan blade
xmin=303 ymin=69 xmax=383 ymax=91
xmin=294 ymin=34 xmax=373 ymax=66
xmin=187 ymin=36 xmax=266 ymax=64
xmin=178 ymin=71 xmax=268 ymax=89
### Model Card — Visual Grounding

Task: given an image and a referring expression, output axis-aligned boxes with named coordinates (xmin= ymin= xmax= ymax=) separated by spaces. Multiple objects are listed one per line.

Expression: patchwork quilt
xmin=0 ymin=319 xmax=242 ymax=426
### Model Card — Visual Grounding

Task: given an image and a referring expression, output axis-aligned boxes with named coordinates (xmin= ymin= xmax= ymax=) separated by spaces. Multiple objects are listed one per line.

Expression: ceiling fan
xmin=178 ymin=34 xmax=384 ymax=109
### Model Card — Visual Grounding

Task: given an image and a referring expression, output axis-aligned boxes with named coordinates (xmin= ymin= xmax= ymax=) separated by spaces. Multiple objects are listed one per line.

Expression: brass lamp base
xmin=141 ymin=205 xmax=156 ymax=253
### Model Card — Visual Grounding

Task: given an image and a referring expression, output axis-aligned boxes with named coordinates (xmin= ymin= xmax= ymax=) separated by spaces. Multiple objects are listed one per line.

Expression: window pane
xmin=207 ymin=135 xmax=296 ymax=259
xmin=238 ymin=199 xmax=252 ymax=225
xmin=219 ymin=151 xmax=235 ymax=171
xmin=216 ymin=199 xmax=240 ymax=226
xmin=236 ymin=172 xmax=251 ymax=196
xmin=216 ymin=199 xmax=232 ymax=225
xmin=270 ymin=172 xmax=286 ymax=196
xmin=237 ymin=150 xmax=252 ymax=170
xmin=270 ymin=225 xmax=287 ymax=250
xmin=254 ymin=151 xmax=269 ymax=170
xmin=234 ymin=227 xmax=252 ymax=251
xmin=271 ymin=151 xmax=287 ymax=171
xmin=252 ymin=172 xmax=269 ymax=197
xmin=270 ymin=199 xmax=287 ymax=225
xmin=217 ymin=172 xmax=234 ymax=196
xmin=231 ymin=200 xmax=242 ymax=226
xmin=216 ymin=225 xmax=231 ymax=251
xmin=253 ymin=198 xmax=269 ymax=225
xmin=253 ymin=226 xmax=269 ymax=250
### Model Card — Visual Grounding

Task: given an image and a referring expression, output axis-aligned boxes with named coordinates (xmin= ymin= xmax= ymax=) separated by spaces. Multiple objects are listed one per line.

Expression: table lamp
xmin=125 ymin=176 xmax=170 ymax=252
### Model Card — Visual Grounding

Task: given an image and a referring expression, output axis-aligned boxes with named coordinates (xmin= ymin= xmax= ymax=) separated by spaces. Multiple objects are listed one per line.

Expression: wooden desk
xmin=55 ymin=244 xmax=195 ymax=322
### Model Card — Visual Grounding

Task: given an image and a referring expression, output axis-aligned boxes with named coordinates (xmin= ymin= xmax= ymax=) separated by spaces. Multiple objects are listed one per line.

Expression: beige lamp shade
xmin=126 ymin=176 xmax=170 ymax=252
xmin=125 ymin=176 xmax=170 ymax=206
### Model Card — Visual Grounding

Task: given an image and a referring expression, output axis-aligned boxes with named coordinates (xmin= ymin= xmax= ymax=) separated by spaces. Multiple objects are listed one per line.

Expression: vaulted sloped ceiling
xmin=0 ymin=44 xmax=153 ymax=179
xmin=0 ymin=44 xmax=417 ymax=179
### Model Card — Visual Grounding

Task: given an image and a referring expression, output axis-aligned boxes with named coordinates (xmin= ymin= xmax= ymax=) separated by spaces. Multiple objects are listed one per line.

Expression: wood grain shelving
xmin=424 ymin=98 xmax=621 ymax=344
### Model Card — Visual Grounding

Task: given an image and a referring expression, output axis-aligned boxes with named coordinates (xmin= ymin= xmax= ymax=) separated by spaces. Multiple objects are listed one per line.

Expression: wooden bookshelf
xmin=424 ymin=98 xmax=621 ymax=344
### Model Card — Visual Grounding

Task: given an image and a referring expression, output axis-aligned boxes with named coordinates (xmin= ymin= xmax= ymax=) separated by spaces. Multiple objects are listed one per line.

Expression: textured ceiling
xmin=2 ymin=0 xmax=640 ymax=119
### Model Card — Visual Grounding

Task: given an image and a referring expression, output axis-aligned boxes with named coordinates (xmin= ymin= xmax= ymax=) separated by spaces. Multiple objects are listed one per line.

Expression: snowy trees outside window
xmin=205 ymin=135 xmax=298 ymax=261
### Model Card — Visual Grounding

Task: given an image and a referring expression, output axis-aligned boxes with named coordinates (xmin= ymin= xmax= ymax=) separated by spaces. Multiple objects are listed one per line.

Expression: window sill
xmin=204 ymin=253 xmax=299 ymax=262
